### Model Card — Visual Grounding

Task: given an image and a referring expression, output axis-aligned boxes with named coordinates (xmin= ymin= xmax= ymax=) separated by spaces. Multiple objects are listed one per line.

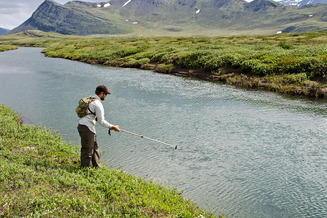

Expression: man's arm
xmin=94 ymin=101 xmax=119 ymax=131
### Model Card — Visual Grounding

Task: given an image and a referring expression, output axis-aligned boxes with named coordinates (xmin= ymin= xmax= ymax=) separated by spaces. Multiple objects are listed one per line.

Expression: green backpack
xmin=76 ymin=96 xmax=97 ymax=118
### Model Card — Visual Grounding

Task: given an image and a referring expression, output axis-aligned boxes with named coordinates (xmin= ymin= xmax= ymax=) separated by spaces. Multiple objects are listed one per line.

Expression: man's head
xmin=95 ymin=85 xmax=111 ymax=101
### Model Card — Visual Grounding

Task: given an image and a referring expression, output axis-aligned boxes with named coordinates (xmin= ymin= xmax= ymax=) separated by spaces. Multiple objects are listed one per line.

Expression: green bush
xmin=155 ymin=63 xmax=174 ymax=73
xmin=278 ymin=41 xmax=293 ymax=49
xmin=283 ymin=73 xmax=309 ymax=85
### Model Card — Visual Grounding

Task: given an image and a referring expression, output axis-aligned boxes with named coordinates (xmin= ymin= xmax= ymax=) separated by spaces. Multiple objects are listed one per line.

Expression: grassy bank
xmin=0 ymin=104 xmax=215 ymax=217
xmin=0 ymin=45 xmax=17 ymax=52
xmin=1 ymin=30 xmax=327 ymax=97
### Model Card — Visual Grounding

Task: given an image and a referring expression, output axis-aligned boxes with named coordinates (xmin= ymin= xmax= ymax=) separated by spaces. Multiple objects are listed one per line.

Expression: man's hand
xmin=110 ymin=125 xmax=120 ymax=132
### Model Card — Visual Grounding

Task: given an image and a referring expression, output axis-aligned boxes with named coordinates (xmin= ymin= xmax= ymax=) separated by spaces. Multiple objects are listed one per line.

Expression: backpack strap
xmin=87 ymin=98 xmax=98 ymax=120
xmin=88 ymin=107 xmax=96 ymax=116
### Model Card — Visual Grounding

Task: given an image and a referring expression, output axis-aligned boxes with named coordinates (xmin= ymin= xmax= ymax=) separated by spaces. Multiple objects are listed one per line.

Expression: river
xmin=0 ymin=47 xmax=326 ymax=217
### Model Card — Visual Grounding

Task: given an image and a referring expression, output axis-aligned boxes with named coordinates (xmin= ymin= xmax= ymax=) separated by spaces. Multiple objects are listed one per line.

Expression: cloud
xmin=0 ymin=0 xmax=106 ymax=29
xmin=0 ymin=0 xmax=44 ymax=29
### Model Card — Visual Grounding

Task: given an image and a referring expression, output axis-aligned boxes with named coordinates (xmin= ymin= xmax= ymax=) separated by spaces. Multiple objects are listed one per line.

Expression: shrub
xmin=283 ymin=73 xmax=309 ymax=85
xmin=155 ymin=64 xmax=174 ymax=73
xmin=278 ymin=41 xmax=293 ymax=49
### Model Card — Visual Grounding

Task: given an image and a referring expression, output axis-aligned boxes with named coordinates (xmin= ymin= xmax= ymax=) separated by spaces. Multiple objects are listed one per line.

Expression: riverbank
xmin=0 ymin=45 xmax=17 ymax=52
xmin=1 ymin=30 xmax=327 ymax=98
xmin=0 ymin=104 xmax=215 ymax=217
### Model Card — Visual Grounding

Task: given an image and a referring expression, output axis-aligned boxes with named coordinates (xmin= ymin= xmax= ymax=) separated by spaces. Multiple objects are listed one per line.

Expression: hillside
xmin=7 ymin=0 xmax=327 ymax=35
xmin=0 ymin=27 xmax=9 ymax=35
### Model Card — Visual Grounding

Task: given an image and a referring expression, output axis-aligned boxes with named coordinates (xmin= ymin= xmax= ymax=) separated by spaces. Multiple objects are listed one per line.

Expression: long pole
xmin=120 ymin=129 xmax=177 ymax=150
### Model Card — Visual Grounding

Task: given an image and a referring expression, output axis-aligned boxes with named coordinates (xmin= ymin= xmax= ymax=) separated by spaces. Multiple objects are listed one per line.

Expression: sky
xmin=0 ymin=0 xmax=101 ymax=29
xmin=0 ymin=0 xmax=254 ymax=30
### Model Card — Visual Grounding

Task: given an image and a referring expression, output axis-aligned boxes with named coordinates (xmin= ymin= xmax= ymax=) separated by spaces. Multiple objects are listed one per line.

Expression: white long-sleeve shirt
xmin=78 ymin=95 xmax=113 ymax=133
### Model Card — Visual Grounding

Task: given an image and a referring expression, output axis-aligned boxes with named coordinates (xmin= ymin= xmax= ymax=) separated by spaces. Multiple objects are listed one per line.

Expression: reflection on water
xmin=0 ymin=47 xmax=326 ymax=217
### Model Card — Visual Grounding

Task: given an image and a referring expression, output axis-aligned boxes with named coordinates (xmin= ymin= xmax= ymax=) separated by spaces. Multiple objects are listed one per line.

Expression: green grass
xmin=0 ymin=104 xmax=215 ymax=217
xmin=0 ymin=45 xmax=17 ymax=52
xmin=1 ymin=30 xmax=327 ymax=97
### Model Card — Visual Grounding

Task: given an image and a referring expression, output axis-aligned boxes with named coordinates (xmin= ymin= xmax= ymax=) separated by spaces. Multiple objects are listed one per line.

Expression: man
xmin=77 ymin=85 xmax=120 ymax=168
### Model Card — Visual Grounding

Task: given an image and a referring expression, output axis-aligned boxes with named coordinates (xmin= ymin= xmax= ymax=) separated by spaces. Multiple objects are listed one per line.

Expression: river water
xmin=0 ymin=47 xmax=326 ymax=217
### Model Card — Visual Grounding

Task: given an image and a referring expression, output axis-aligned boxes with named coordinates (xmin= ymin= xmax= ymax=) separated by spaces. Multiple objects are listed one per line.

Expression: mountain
xmin=8 ymin=0 xmax=133 ymax=35
xmin=0 ymin=27 xmax=9 ymax=35
xmin=7 ymin=0 xmax=327 ymax=36
xmin=275 ymin=0 xmax=327 ymax=6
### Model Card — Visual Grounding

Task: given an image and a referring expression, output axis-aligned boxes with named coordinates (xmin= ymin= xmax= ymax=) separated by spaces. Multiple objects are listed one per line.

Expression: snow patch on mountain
xmin=122 ymin=0 xmax=132 ymax=7
xmin=97 ymin=2 xmax=110 ymax=8
xmin=275 ymin=0 xmax=302 ymax=6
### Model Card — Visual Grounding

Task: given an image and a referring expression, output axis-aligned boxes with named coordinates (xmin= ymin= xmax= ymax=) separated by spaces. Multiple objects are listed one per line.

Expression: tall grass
xmin=0 ymin=104 xmax=215 ymax=217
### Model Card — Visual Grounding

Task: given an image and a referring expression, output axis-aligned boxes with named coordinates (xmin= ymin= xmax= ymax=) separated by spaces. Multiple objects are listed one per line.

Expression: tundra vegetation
xmin=0 ymin=104 xmax=215 ymax=217
xmin=0 ymin=45 xmax=17 ymax=52
xmin=1 ymin=30 xmax=327 ymax=97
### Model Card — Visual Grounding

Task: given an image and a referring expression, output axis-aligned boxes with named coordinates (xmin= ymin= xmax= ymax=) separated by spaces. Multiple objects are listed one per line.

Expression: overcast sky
xmin=0 ymin=0 xmax=102 ymax=30
xmin=0 ymin=0 xmax=254 ymax=30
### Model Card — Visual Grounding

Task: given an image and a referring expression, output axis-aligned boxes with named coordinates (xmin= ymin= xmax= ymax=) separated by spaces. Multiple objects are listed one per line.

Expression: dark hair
xmin=95 ymin=85 xmax=111 ymax=95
